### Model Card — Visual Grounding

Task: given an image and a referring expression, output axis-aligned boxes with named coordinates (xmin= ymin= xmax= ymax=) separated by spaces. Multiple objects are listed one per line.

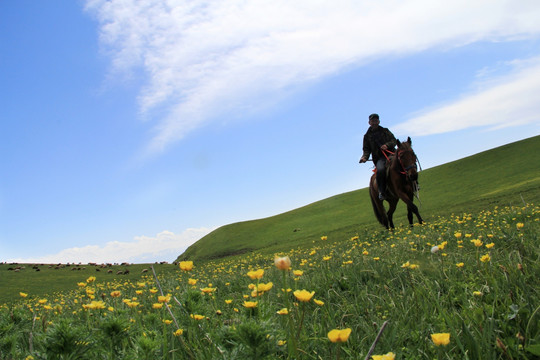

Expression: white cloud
xmin=6 ymin=227 xmax=213 ymax=264
xmin=85 ymin=0 xmax=540 ymax=152
xmin=393 ymin=57 xmax=540 ymax=136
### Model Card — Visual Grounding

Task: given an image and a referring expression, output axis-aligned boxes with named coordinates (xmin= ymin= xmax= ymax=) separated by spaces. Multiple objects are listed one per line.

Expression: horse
xmin=369 ymin=137 xmax=423 ymax=229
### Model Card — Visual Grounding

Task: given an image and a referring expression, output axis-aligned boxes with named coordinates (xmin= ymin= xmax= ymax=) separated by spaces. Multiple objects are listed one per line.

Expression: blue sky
xmin=1 ymin=0 xmax=539 ymax=264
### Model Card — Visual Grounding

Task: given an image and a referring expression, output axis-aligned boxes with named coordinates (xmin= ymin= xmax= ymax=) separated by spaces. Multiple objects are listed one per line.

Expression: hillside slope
xmin=177 ymin=135 xmax=540 ymax=262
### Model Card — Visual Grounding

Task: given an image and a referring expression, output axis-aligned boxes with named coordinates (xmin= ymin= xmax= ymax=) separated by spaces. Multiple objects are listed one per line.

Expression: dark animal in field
xmin=369 ymin=137 xmax=423 ymax=229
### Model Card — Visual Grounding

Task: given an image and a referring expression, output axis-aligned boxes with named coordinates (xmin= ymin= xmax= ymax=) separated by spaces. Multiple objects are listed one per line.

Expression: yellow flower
xmin=19 ymin=292 xmax=28 ymax=298
xmin=77 ymin=282 xmax=87 ymax=288
xmin=516 ymin=222 xmax=524 ymax=229
xmin=127 ymin=301 xmax=139 ymax=308
xmin=323 ymin=256 xmax=332 ymax=261
xmin=274 ymin=256 xmax=291 ymax=270
xmin=473 ymin=291 xmax=482 ymax=296
xmin=293 ymin=270 xmax=304 ymax=276
xmin=408 ymin=264 xmax=419 ymax=270
xmin=456 ymin=262 xmax=464 ymax=268
xmin=243 ymin=301 xmax=258 ymax=308
xmin=373 ymin=257 xmax=380 ymax=261
xmin=158 ymin=295 xmax=171 ymax=303
xmin=247 ymin=269 xmax=264 ymax=279
xmin=110 ymin=291 xmax=121 ymax=298
xmin=371 ymin=352 xmax=396 ymax=360
xmin=485 ymin=242 xmax=495 ymax=249
xmin=480 ymin=254 xmax=491 ymax=263
xmin=276 ymin=308 xmax=289 ymax=315
xmin=179 ymin=261 xmax=194 ymax=271
xmin=152 ymin=303 xmax=163 ymax=309
xmin=200 ymin=287 xmax=217 ymax=294
xmin=454 ymin=232 xmax=462 ymax=238
xmin=293 ymin=289 xmax=315 ymax=302
xmin=277 ymin=340 xmax=286 ymax=346
xmin=188 ymin=278 xmax=198 ymax=285
xmin=173 ymin=329 xmax=184 ymax=336
xmin=225 ymin=299 xmax=233 ymax=304
xmin=149 ymin=288 xmax=158 ymax=294
xmin=38 ymin=299 xmax=48 ymax=304
xmin=471 ymin=239 xmax=483 ymax=247
xmin=320 ymin=235 xmax=327 ymax=241
xmin=313 ymin=299 xmax=325 ymax=306
xmin=86 ymin=276 xmax=96 ymax=283
xmin=431 ymin=332 xmax=451 ymax=346
xmin=328 ymin=328 xmax=352 ymax=343
xmin=362 ymin=250 xmax=369 ymax=255
xmin=25 ymin=356 xmax=35 ymax=360
xmin=190 ymin=314 xmax=205 ymax=320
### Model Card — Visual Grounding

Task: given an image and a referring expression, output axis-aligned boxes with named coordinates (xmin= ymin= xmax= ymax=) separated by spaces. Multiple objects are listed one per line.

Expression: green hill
xmin=177 ymin=135 xmax=540 ymax=262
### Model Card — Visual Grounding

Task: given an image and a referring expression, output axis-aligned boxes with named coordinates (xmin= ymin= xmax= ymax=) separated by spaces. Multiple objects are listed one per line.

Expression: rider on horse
xmin=359 ymin=113 xmax=397 ymax=200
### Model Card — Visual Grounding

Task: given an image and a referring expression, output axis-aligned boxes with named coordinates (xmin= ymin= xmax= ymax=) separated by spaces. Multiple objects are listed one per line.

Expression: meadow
xmin=1 ymin=203 xmax=539 ymax=359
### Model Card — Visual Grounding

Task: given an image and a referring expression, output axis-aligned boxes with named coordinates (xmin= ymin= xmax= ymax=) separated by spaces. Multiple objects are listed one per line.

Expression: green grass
xmin=178 ymin=135 xmax=540 ymax=261
xmin=1 ymin=203 xmax=539 ymax=359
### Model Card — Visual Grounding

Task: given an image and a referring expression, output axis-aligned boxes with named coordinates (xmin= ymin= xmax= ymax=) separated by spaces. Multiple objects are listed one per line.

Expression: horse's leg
xmin=395 ymin=190 xmax=423 ymax=226
xmin=387 ymin=199 xmax=397 ymax=229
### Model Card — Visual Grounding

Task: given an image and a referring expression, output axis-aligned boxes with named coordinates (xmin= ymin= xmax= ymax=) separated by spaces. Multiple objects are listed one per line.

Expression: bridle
xmin=382 ymin=148 xmax=418 ymax=177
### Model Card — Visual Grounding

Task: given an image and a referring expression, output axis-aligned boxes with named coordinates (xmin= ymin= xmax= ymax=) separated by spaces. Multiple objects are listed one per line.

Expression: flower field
xmin=1 ymin=204 xmax=539 ymax=359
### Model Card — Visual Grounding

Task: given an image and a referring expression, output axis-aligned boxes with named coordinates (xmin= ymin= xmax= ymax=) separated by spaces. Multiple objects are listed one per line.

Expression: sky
xmin=1 ymin=0 xmax=539 ymax=264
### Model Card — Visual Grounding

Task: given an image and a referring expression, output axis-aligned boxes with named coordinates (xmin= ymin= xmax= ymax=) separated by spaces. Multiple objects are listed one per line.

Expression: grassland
xmin=178 ymin=135 xmax=540 ymax=261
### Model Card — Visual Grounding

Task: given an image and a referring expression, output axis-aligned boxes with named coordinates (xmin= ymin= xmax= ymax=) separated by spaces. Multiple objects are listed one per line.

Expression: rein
xmin=382 ymin=148 xmax=418 ymax=176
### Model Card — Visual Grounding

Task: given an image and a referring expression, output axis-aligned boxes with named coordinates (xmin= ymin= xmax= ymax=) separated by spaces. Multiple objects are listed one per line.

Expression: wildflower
xmin=19 ymin=292 xmax=28 ymax=298
xmin=454 ymin=232 xmax=462 ymax=238
xmin=247 ymin=269 xmax=264 ymax=279
xmin=163 ymin=319 xmax=173 ymax=325
xmin=293 ymin=289 xmax=315 ymax=302
xmin=401 ymin=261 xmax=410 ymax=268
xmin=516 ymin=222 xmax=524 ymax=229
xmin=313 ymin=299 xmax=325 ymax=306
xmin=173 ymin=329 xmax=184 ymax=336
xmin=38 ymin=299 xmax=48 ymax=304
xmin=243 ymin=301 xmax=258 ymax=308
xmin=328 ymin=328 xmax=352 ymax=343
xmin=25 ymin=356 xmax=35 ymax=360
xmin=127 ymin=301 xmax=139 ymax=308
xmin=152 ymin=303 xmax=163 ymax=309
xmin=473 ymin=291 xmax=482 ymax=296
xmin=431 ymin=333 xmax=451 ymax=346
xmin=321 ymin=235 xmax=328 ymax=241
xmin=179 ymin=261 xmax=193 ymax=271
xmin=363 ymin=250 xmax=369 ymax=255
xmin=471 ymin=239 xmax=483 ymax=247
xmin=158 ymin=295 xmax=171 ymax=303
xmin=191 ymin=314 xmax=205 ymax=320
xmin=110 ymin=291 xmax=121 ymax=298
xmin=293 ymin=270 xmax=304 ymax=276
xmin=371 ymin=352 xmax=396 ymax=360
xmin=485 ymin=243 xmax=495 ymax=249
xmin=456 ymin=262 xmax=464 ymax=268
xmin=149 ymin=288 xmax=158 ymax=294
xmin=200 ymin=287 xmax=216 ymax=294
xmin=225 ymin=299 xmax=233 ymax=304
xmin=188 ymin=278 xmax=198 ymax=285
xmin=373 ymin=257 xmax=380 ymax=261
xmin=277 ymin=308 xmax=289 ymax=315
xmin=480 ymin=254 xmax=491 ymax=263
xmin=277 ymin=340 xmax=286 ymax=346
xmin=86 ymin=276 xmax=96 ymax=283
xmin=323 ymin=256 xmax=332 ymax=261
xmin=409 ymin=264 xmax=419 ymax=270
xmin=108 ymin=307 xmax=114 ymax=312
xmin=77 ymin=282 xmax=87 ymax=288
xmin=274 ymin=256 xmax=291 ymax=270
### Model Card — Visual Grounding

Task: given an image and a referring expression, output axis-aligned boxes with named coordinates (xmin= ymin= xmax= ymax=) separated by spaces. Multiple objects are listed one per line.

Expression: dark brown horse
xmin=369 ymin=137 xmax=423 ymax=229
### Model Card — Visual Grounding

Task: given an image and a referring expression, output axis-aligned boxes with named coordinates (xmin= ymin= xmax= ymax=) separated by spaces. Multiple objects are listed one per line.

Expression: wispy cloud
xmin=6 ymin=227 xmax=213 ymax=264
xmin=394 ymin=57 xmax=540 ymax=136
xmin=85 ymin=0 xmax=540 ymax=152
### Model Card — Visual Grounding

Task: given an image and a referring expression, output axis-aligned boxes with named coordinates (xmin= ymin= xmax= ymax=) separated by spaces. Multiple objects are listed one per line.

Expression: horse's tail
xmin=370 ymin=191 xmax=386 ymax=226
xmin=369 ymin=176 xmax=386 ymax=227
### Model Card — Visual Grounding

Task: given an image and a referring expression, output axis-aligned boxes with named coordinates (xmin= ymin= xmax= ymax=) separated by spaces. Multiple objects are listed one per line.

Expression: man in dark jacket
xmin=359 ymin=113 xmax=397 ymax=200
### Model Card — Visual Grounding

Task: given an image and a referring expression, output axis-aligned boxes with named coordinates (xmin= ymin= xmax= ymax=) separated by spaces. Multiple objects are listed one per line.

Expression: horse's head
xmin=396 ymin=137 xmax=418 ymax=182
